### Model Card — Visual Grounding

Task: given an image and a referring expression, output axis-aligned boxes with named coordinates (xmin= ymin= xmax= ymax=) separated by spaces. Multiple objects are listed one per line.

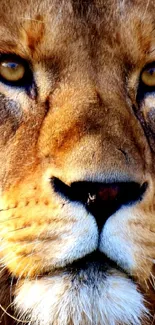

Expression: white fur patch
xmin=100 ymin=206 xmax=137 ymax=272
xmin=14 ymin=269 xmax=148 ymax=325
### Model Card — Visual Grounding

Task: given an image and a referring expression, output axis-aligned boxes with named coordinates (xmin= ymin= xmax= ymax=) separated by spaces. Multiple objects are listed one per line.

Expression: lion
xmin=0 ymin=0 xmax=155 ymax=324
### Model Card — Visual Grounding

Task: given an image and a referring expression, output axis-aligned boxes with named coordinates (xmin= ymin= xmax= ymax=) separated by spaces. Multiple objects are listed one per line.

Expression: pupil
xmin=149 ymin=68 xmax=155 ymax=76
xmin=3 ymin=62 xmax=18 ymax=70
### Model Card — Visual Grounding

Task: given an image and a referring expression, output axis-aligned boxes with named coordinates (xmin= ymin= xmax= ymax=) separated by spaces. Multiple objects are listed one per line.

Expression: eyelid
xmin=141 ymin=62 xmax=155 ymax=75
xmin=0 ymin=53 xmax=29 ymax=64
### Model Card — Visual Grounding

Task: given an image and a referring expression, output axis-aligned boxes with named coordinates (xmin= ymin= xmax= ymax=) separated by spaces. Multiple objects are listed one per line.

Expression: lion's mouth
xmin=39 ymin=251 xmax=128 ymax=282
xmin=63 ymin=251 xmax=122 ymax=274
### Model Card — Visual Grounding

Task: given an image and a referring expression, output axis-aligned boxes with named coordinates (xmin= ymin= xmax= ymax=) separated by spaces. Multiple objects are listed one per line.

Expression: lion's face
xmin=0 ymin=0 xmax=155 ymax=324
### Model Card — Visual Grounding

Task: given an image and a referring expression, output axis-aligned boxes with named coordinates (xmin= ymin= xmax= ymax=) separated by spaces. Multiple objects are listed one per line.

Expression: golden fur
xmin=0 ymin=0 xmax=155 ymax=324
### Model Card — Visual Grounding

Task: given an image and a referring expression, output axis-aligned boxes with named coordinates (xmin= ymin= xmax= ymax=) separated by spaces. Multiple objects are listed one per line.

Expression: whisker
xmin=7 ymin=226 xmax=31 ymax=233
xmin=0 ymin=216 xmax=21 ymax=223
xmin=0 ymin=251 xmax=14 ymax=264
xmin=0 ymin=301 xmax=14 ymax=321
xmin=0 ymin=207 xmax=18 ymax=212
xmin=9 ymin=260 xmax=25 ymax=305
xmin=0 ymin=302 xmax=30 ymax=324
xmin=15 ymin=259 xmax=32 ymax=287
xmin=9 ymin=275 xmax=15 ymax=305
xmin=0 ymin=253 xmax=26 ymax=272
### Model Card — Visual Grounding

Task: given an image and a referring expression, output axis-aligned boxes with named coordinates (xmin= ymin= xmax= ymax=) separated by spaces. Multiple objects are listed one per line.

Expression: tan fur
xmin=0 ymin=0 xmax=155 ymax=324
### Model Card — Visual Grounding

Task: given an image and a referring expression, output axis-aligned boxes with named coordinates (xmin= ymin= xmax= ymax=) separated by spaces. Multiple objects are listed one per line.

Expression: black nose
xmin=53 ymin=178 xmax=147 ymax=231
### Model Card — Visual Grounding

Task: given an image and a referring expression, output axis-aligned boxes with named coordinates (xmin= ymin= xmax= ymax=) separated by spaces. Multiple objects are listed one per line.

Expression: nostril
xmin=85 ymin=181 xmax=147 ymax=230
xmin=87 ymin=182 xmax=147 ymax=205
xmin=52 ymin=178 xmax=148 ymax=230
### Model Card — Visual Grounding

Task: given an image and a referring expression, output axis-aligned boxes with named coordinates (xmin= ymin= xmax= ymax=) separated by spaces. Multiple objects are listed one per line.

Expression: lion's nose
xmin=53 ymin=178 xmax=147 ymax=230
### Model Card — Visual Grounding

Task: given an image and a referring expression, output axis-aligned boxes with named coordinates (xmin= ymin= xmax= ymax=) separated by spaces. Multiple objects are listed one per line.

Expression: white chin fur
xmin=14 ymin=269 xmax=148 ymax=325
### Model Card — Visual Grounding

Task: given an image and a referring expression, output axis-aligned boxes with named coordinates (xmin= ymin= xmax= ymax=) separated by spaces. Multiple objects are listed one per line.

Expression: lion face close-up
xmin=1 ymin=0 xmax=155 ymax=324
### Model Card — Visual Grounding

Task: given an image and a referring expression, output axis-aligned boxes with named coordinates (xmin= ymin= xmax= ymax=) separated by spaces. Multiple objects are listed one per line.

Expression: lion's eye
xmin=0 ymin=54 xmax=34 ymax=91
xmin=141 ymin=64 xmax=155 ymax=87
xmin=0 ymin=60 xmax=25 ymax=82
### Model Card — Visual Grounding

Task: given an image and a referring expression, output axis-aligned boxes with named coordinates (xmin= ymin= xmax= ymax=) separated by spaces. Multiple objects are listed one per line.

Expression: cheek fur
xmin=100 ymin=202 xmax=155 ymax=282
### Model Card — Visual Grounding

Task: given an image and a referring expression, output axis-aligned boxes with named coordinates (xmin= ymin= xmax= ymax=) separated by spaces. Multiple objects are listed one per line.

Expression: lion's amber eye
xmin=0 ymin=59 xmax=25 ymax=82
xmin=141 ymin=65 xmax=155 ymax=87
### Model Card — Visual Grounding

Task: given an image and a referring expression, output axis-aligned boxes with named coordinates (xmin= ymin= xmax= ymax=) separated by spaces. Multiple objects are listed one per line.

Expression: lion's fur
xmin=0 ymin=0 xmax=155 ymax=324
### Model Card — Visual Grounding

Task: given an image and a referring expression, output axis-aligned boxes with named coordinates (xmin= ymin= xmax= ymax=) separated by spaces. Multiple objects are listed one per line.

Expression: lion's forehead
xmin=0 ymin=0 xmax=154 ymax=65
